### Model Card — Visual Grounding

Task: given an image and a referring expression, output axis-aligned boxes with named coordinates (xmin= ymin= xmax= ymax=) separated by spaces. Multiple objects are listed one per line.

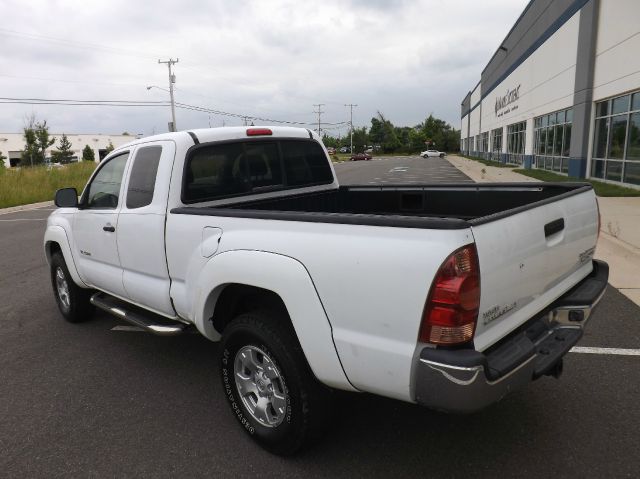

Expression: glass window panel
xmin=553 ymin=157 xmax=561 ymax=171
xmin=566 ymin=109 xmax=573 ymax=123
xmin=549 ymin=114 xmax=556 ymax=126
xmin=626 ymin=112 xmax=640 ymax=160
xmin=546 ymin=127 xmax=554 ymax=154
xmin=554 ymin=125 xmax=563 ymax=156
xmin=561 ymin=158 xmax=569 ymax=173
xmin=623 ymin=161 xmax=640 ymax=186
xmin=591 ymin=159 xmax=604 ymax=178
xmin=612 ymin=95 xmax=630 ymax=115
xmin=596 ymin=101 xmax=609 ymax=117
xmin=593 ymin=118 xmax=609 ymax=158
xmin=539 ymin=128 xmax=547 ymax=155
xmin=126 ymin=146 xmax=162 ymax=209
xmin=608 ymin=114 xmax=628 ymax=159
xmin=542 ymin=115 xmax=548 ymax=127
xmin=632 ymin=93 xmax=640 ymax=112
xmin=606 ymin=161 xmax=623 ymax=182
xmin=86 ymin=154 xmax=128 ymax=208
xmin=544 ymin=156 xmax=551 ymax=170
xmin=557 ymin=110 xmax=565 ymax=124
xmin=563 ymin=124 xmax=572 ymax=157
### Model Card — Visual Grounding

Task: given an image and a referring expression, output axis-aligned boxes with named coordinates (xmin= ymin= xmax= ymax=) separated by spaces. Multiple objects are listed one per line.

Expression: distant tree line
xmin=19 ymin=114 xmax=106 ymax=166
xmin=322 ymin=113 xmax=460 ymax=154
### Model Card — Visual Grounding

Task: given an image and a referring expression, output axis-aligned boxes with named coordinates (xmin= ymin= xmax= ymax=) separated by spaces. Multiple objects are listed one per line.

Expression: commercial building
xmin=0 ymin=133 xmax=137 ymax=168
xmin=461 ymin=0 xmax=640 ymax=188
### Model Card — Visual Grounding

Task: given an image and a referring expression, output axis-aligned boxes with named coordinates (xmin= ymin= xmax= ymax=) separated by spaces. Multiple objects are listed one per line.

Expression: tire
xmin=440 ymin=153 xmax=445 ymax=158
xmin=219 ymin=310 xmax=332 ymax=455
xmin=50 ymin=251 xmax=94 ymax=323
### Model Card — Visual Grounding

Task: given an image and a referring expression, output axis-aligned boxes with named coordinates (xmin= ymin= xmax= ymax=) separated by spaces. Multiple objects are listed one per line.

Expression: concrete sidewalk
xmin=447 ymin=155 xmax=640 ymax=307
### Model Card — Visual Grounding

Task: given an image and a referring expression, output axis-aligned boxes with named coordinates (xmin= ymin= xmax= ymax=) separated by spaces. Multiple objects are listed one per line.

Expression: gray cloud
xmin=0 ymin=0 xmax=529 ymax=136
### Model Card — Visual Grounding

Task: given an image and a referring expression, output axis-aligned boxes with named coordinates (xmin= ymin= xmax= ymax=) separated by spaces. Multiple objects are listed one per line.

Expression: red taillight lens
xmin=418 ymin=244 xmax=481 ymax=345
xmin=246 ymin=128 xmax=272 ymax=136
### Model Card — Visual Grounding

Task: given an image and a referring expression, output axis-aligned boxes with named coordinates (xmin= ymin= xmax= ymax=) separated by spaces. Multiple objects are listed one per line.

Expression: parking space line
xmin=0 ymin=218 xmax=47 ymax=221
xmin=570 ymin=347 xmax=640 ymax=356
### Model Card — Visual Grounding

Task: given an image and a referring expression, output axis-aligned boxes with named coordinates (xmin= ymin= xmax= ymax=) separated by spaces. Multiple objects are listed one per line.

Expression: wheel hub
xmin=234 ymin=345 xmax=287 ymax=427
xmin=55 ymin=267 xmax=70 ymax=310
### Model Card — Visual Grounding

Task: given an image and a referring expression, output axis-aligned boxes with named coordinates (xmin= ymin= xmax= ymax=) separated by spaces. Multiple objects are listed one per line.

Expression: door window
xmin=85 ymin=153 xmax=128 ymax=208
xmin=126 ymin=146 xmax=162 ymax=208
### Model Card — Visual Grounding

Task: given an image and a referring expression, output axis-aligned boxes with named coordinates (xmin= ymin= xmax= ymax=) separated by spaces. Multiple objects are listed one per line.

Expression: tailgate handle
xmin=544 ymin=218 xmax=565 ymax=238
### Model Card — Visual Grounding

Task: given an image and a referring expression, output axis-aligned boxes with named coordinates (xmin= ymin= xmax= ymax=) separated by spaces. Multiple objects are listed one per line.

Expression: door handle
xmin=544 ymin=218 xmax=564 ymax=238
xmin=103 ymin=225 xmax=116 ymax=232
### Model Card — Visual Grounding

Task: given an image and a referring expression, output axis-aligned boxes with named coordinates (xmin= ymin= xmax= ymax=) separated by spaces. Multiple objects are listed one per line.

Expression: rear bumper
xmin=414 ymin=260 xmax=608 ymax=413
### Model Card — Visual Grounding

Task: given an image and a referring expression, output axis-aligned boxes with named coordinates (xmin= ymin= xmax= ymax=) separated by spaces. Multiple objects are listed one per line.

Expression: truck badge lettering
xmin=482 ymin=301 xmax=517 ymax=325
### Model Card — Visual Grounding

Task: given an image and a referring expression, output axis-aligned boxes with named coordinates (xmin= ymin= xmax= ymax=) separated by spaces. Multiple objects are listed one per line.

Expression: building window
xmin=506 ymin=121 xmax=526 ymax=165
xmin=491 ymin=127 xmax=503 ymax=162
xmin=534 ymin=107 xmax=572 ymax=174
xmin=592 ymin=91 xmax=640 ymax=186
xmin=478 ymin=132 xmax=489 ymax=156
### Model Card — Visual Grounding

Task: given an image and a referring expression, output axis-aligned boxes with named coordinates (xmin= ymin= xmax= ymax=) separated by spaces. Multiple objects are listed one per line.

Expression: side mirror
xmin=54 ymin=188 xmax=79 ymax=208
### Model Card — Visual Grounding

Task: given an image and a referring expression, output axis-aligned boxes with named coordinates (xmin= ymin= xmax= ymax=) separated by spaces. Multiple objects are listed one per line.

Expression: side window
xmin=85 ymin=154 xmax=128 ymax=209
xmin=126 ymin=146 xmax=162 ymax=208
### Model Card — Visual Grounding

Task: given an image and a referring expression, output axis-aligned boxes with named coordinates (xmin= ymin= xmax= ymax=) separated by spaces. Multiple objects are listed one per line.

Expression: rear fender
xmin=193 ymin=249 xmax=355 ymax=391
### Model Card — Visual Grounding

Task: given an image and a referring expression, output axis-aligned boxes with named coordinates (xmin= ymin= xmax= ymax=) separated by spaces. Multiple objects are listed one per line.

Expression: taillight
xmin=418 ymin=244 xmax=481 ymax=345
xmin=246 ymin=128 xmax=272 ymax=136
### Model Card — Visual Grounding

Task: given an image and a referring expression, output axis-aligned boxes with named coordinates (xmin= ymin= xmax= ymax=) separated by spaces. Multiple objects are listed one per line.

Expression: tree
xmin=105 ymin=140 xmax=114 ymax=154
xmin=51 ymin=134 xmax=74 ymax=164
xmin=369 ymin=112 xmax=400 ymax=153
xmin=35 ymin=120 xmax=55 ymax=163
xmin=22 ymin=114 xmax=42 ymax=166
xmin=0 ymin=151 xmax=6 ymax=171
xmin=82 ymin=145 xmax=95 ymax=162
xmin=121 ymin=131 xmax=130 ymax=136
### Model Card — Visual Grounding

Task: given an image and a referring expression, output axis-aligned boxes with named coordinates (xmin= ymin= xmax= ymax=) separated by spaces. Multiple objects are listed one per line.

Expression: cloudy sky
xmin=1 ymin=0 xmax=529 ymax=137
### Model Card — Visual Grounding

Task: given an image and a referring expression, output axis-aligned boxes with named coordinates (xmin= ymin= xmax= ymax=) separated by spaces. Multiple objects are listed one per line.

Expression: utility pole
xmin=344 ymin=103 xmax=357 ymax=154
xmin=313 ymin=104 xmax=325 ymax=136
xmin=158 ymin=58 xmax=179 ymax=131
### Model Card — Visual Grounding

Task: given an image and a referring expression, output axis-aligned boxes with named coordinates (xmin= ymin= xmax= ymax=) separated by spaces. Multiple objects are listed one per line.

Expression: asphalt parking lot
xmin=1 ymin=156 xmax=639 ymax=477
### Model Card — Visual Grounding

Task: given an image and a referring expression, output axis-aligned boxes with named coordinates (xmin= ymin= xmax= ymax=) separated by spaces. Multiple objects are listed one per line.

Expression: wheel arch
xmin=193 ymin=250 xmax=356 ymax=391
xmin=44 ymin=225 xmax=88 ymax=288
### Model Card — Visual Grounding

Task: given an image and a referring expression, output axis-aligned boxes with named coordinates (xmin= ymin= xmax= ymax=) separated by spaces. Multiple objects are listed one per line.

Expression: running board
xmin=90 ymin=292 xmax=189 ymax=336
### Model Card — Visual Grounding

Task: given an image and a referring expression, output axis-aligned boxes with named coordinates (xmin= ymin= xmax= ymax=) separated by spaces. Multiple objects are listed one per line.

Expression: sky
xmin=0 ymin=0 xmax=529 ymax=138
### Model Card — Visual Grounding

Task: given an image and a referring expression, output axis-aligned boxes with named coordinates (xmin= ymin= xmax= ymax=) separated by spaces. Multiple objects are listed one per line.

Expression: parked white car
xmin=421 ymin=149 xmax=445 ymax=158
xmin=45 ymin=126 xmax=607 ymax=455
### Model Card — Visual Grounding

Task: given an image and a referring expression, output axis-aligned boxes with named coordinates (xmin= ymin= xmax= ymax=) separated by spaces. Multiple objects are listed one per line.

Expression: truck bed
xmin=172 ymin=182 xmax=592 ymax=229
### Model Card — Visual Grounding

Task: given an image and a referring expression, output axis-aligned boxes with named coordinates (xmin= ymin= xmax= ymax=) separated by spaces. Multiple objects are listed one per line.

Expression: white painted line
xmin=0 ymin=218 xmax=47 ymax=221
xmin=570 ymin=346 xmax=640 ymax=356
xmin=111 ymin=325 xmax=146 ymax=332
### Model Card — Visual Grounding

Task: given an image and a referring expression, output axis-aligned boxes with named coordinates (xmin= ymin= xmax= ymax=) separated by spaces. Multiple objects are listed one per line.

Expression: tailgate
xmin=471 ymin=187 xmax=599 ymax=351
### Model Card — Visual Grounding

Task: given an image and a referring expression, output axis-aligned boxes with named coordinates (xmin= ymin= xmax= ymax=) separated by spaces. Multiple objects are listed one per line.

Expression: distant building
xmin=0 ymin=133 xmax=138 ymax=167
xmin=461 ymin=0 xmax=640 ymax=188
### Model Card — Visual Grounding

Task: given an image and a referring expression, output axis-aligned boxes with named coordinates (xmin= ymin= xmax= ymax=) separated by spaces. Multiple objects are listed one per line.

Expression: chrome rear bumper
xmin=414 ymin=260 xmax=608 ymax=413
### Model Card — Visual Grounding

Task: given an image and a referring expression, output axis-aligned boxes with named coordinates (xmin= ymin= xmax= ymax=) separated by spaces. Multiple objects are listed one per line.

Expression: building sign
xmin=495 ymin=84 xmax=521 ymax=117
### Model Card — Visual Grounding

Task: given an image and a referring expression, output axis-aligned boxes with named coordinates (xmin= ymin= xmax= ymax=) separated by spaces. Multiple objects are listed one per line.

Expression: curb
xmin=0 ymin=201 xmax=54 ymax=215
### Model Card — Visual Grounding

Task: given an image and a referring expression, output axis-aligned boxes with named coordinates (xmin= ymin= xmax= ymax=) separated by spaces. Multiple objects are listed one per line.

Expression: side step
xmin=90 ymin=292 xmax=189 ymax=336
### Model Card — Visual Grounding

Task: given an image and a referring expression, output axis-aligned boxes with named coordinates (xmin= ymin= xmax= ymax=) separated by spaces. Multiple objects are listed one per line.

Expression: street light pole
xmin=158 ymin=58 xmax=179 ymax=131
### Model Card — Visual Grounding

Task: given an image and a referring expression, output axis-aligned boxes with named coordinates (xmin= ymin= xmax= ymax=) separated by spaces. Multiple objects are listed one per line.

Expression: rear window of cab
xmin=182 ymin=139 xmax=333 ymax=203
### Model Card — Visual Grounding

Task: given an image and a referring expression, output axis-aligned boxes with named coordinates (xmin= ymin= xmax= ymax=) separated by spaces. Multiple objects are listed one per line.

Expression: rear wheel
xmin=50 ymin=251 xmax=94 ymax=323
xmin=219 ymin=310 xmax=331 ymax=455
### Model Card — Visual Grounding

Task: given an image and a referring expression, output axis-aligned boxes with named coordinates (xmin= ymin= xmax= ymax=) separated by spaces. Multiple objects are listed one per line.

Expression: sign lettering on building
xmin=495 ymin=85 xmax=521 ymax=117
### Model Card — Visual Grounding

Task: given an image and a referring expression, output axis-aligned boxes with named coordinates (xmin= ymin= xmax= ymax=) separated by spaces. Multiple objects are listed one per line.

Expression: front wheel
xmin=219 ymin=310 xmax=331 ymax=455
xmin=50 ymin=251 xmax=94 ymax=322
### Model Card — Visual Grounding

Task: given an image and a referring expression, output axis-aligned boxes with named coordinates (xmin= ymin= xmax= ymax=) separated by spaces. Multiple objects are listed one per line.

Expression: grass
xmin=0 ymin=162 xmax=97 ymax=209
xmin=513 ymin=168 xmax=640 ymax=197
xmin=459 ymin=154 xmax=512 ymax=168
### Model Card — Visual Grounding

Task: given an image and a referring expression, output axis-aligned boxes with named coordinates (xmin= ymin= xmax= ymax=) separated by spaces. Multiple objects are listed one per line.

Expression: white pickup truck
xmin=45 ymin=126 xmax=608 ymax=454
